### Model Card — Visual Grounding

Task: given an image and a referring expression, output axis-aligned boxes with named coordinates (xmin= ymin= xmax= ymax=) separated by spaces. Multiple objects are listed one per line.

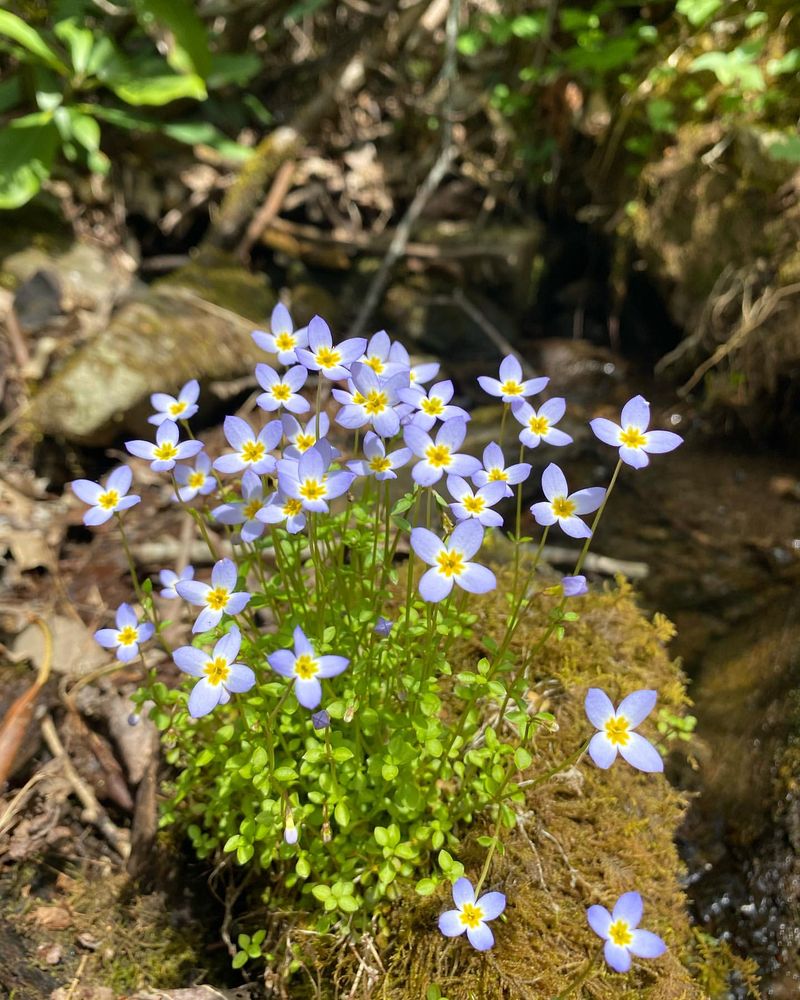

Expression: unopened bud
xmin=312 ymin=709 xmax=330 ymax=730
xmin=283 ymin=809 xmax=298 ymax=845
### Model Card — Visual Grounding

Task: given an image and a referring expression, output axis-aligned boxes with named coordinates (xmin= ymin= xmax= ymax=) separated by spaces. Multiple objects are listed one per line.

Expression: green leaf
xmin=232 ymin=950 xmax=248 ymax=969
xmin=54 ymin=18 xmax=94 ymax=77
xmin=334 ymin=801 xmax=350 ymax=827
xmin=0 ymin=76 xmax=22 ymax=115
xmin=767 ymin=49 xmax=800 ymax=77
xmin=109 ymin=73 xmax=206 ymax=106
xmin=131 ymin=0 xmax=211 ymax=77
xmin=676 ymin=0 xmax=722 ymax=25
xmin=338 ymin=894 xmax=358 ymax=912
xmin=311 ymin=884 xmax=331 ymax=901
xmin=295 ymin=856 xmax=311 ymax=878
xmin=415 ymin=878 xmax=437 ymax=896
xmin=0 ymin=115 xmax=59 ymax=210
xmin=207 ymin=52 xmax=261 ymax=89
xmin=273 ymin=765 xmax=297 ymax=782
xmin=514 ymin=747 xmax=532 ymax=770
xmin=374 ymin=826 xmax=389 ymax=847
xmin=68 ymin=110 xmax=100 ymax=153
xmin=0 ymin=11 xmax=68 ymax=75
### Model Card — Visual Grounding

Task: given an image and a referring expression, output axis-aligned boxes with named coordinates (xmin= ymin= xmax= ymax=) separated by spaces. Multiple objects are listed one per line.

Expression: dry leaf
xmin=30 ymin=905 xmax=73 ymax=930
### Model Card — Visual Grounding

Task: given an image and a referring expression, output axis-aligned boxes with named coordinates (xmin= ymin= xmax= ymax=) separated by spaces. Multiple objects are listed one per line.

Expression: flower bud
xmin=312 ymin=709 xmax=330 ymax=731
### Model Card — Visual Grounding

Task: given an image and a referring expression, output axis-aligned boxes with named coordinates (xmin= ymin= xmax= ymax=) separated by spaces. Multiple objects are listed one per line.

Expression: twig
xmin=40 ymin=714 xmax=130 ymax=860
xmin=446 ymin=288 xmax=538 ymax=379
xmin=237 ymin=159 xmax=297 ymax=262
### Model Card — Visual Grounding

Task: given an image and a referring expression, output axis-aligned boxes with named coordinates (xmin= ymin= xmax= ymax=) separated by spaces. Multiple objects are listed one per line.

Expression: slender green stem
xmin=573 ymin=458 xmax=623 ymax=576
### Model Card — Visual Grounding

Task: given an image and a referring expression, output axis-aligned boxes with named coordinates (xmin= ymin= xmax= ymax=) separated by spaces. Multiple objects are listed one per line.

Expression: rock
xmin=27 ymin=285 xmax=273 ymax=446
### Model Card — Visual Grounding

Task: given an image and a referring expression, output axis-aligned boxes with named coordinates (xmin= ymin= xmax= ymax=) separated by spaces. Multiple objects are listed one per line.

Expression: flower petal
xmin=211 ymin=558 xmax=237 ymax=592
xmin=317 ymin=655 xmax=349 ymax=679
xmin=106 ymin=466 xmax=132 ymax=495
xmin=604 ymin=940 xmax=631 ymax=973
xmin=616 ymin=689 xmax=657 ymax=727
xmin=643 ymin=430 xmax=682 ymax=454
xmin=588 ymin=732 xmax=618 ymax=769
xmin=268 ymin=649 xmax=296 ymax=678
xmin=541 ymin=463 xmax=567 ymax=502
xmin=621 ymin=395 xmax=650 ymax=431
xmin=438 ymin=910 xmax=466 ymax=937
xmin=452 ymin=877 xmax=475 ymax=907
xmin=457 ymin=562 xmax=496 ymax=594
xmin=225 ymin=663 xmax=256 ymax=693
xmin=71 ymin=479 xmax=103 ymax=504
xmin=590 ymin=417 xmax=622 ymax=446
xmin=223 ymin=415 xmax=252 ymax=450
xmin=410 ymin=527 xmax=443 ymax=566
xmin=585 ymin=688 xmax=615 ymax=729
xmin=466 ymin=922 xmax=495 ymax=951
xmin=188 ymin=677 xmax=223 ymax=718
xmin=587 ymin=904 xmax=612 ymax=939
xmin=620 ymin=445 xmax=650 ymax=469
xmin=618 ymin=733 xmax=664 ymax=773
xmin=612 ymin=892 xmax=643 ymax=928
xmin=176 ymin=580 xmax=210 ymax=605
xmin=418 ymin=567 xmax=453 ymax=602
xmin=294 ymin=676 xmax=322 ymax=709
xmin=173 ymin=646 xmax=207 ymax=677
xmin=477 ymin=891 xmax=505 ymax=920
xmin=94 ymin=628 xmax=118 ymax=649
xmin=569 ymin=487 xmax=605 ymax=515
xmin=215 ymin=626 xmax=241 ymax=664
xmin=449 ymin=519 xmax=484 ymax=560
xmin=629 ymin=929 xmax=667 ymax=959
xmin=559 ymin=515 xmax=592 ymax=539
xmin=530 ymin=501 xmax=557 ymax=526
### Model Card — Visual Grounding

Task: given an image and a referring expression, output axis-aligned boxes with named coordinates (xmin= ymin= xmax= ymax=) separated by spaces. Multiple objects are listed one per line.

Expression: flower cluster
xmin=69 ymin=301 xmax=685 ymax=982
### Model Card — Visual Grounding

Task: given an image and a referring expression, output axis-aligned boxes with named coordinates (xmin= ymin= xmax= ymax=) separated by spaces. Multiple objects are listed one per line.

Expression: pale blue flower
xmin=295 ymin=315 xmax=366 ymax=381
xmin=388 ymin=341 xmax=439 ymax=386
xmin=94 ymin=603 xmax=154 ymax=662
xmin=173 ymin=452 xmax=215 ymax=502
xmin=255 ymin=363 xmax=310 ymax=414
xmin=585 ymin=688 xmax=663 ymax=773
xmin=477 ymin=355 xmax=548 ymax=403
xmin=71 ymin=466 xmax=140 ymax=526
xmin=252 ymin=304 xmax=308 ymax=365
xmin=335 ymin=363 xmax=409 ymax=438
xmin=256 ymin=491 xmax=307 ymax=534
xmin=404 ymin=418 xmax=481 ymax=486
xmin=347 ymin=432 xmax=411 ymax=481
xmin=158 ymin=564 xmax=195 ymax=599
xmin=588 ymin=892 xmax=667 ymax=972
xmin=411 ymin=521 xmax=496 ymax=602
xmin=213 ymin=415 xmax=281 ymax=476
xmin=511 ymin=397 xmax=572 ymax=449
xmin=472 ymin=442 xmax=531 ymax=499
xmin=447 ymin=475 xmax=506 ymax=527
xmin=172 ymin=625 xmax=255 ymax=718
xmin=267 ymin=626 xmax=349 ymax=710
xmin=590 ymin=395 xmax=683 ymax=469
xmin=398 ymin=380 xmax=469 ymax=431
xmin=311 ymin=709 xmax=331 ymax=730
xmin=438 ymin=877 xmax=506 ymax=951
xmin=281 ymin=412 xmax=330 ymax=459
xmin=175 ymin=557 xmax=251 ymax=634
xmin=212 ymin=470 xmax=269 ymax=542
xmin=148 ymin=379 xmax=200 ymax=426
xmin=277 ymin=445 xmax=354 ymax=514
xmin=374 ymin=617 xmax=393 ymax=637
xmin=358 ymin=330 xmax=408 ymax=378
xmin=530 ymin=464 xmax=605 ymax=539
xmin=126 ymin=420 xmax=203 ymax=472
xmin=562 ymin=574 xmax=588 ymax=597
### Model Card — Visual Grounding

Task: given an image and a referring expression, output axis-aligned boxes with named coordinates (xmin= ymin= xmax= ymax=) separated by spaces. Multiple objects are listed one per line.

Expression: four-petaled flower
xmin=588 ymin=892 xmax=667 ymax=972
xmin=590 ymin=395 xmax=683 ymax=469
xmin=255 ymin=363 xmax=310 ymax=414
xmin=213 ymin=415 xmax=281 ymax=475
xmin=94 ymin=603 xmax=154 ymax=662
xmin=176 ymin=557 xmax=251 ymax=633
xmin=472 ymin=442 xmax=531 ymax=499
xmin=585 ymin=688 xmax=663 ymax=772
xmin=282 ymin=412 xmax=330 ymax=459
xmin=387 ymin=341 xmax=439 ymax=386
xmin=71 ymin=466 xmax=140 ymax=526
xmin=530 ymin=463 xmax=605 ymax=539
xmin=173 ymin=452 xmax=215 ymax=502
xmin=148 ymin=380 xmax=200 ymax=426
xmin=404 ymin=418 xmax=481 ymax=486
xmin=252 ymin=303 xmax=308 ymax=365
xmin=267 ymin=626 xmax=348 ymax=709
xmin=296 ymin=315 xmax=366 ymax=381
xmin=562 ymin=574 xmax=588 ymax=597
xmin=126 ymin=420 xmax=203 ymax=472
xmin=256 ymin=491 xmax=307 ymax=534
xmin=438 ymin=877 xmax=506 ymax=951
xmin=358 ymin=330 xmax=406 ymax=378
xmin=511 ymin=397 xmax=572 ymax=449
xmin=447 ymin=475 xmax=506 ymax=527
xmin=335 ymin=363 xmax=408 ymax=438
xmin=158 ymin=565 xmax=194 ymax=599
xmin=411 ymin=520 xmax=496 ymax=602
xmin=212 ymin=469 xmax=269 ymax=542
xmin=399 ymin=379 xmax=469 ymax=431
xmin=477 ymin=355 xmax=548 ymax=403
xmin=173 ymin=625 xmax=255 ymax=718
xmin=277 ymin=445 xmax=354 ymax=513
xmin=347 ymin=432 xmax=411 ymax=481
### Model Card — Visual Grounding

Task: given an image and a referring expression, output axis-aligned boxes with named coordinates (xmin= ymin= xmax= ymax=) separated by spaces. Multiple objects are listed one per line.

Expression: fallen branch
xmin=541 ymin=546 xmax=649 ymax=580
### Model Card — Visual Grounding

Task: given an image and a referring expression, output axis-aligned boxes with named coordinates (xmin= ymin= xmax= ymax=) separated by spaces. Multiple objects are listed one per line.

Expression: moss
xmin=156 ymin=247 xmax=276 ymax=323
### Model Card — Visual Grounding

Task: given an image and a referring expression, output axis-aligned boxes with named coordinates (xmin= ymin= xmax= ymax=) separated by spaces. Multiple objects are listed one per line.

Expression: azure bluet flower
xmin=176 ymin=557 xmax=251 ymax=633
xmin=404 ymin=417 xmax=481 ymax=486
xmin=148 ymin=379 xmax=200 ymax=426
xmin=398 ymin=380 xmax=469 ymax=431
xmin=173 ymin=452 xmax=214 ymax=502
xmin=255 ymin=364 xmax=310 ymax=414
xmin=173 ymin=625 xmax=255 ymax=718
xmin=511 ymin=397 xmax=572 ymax=448
xmin=252 ymin=303 xmax=308 ymax=365
xmin=94 ymin=603 xmax=154 ymax=662
xmin=447 ymin=476 xmax=506 ymax=527
xmin=562 ymin=574 xmax=588 ymax=597
xmin=438 ymin=877 xmax=506 ymax=951
xmin=471 ymin=442 xmax=530 ymax=499
xmin=296 ymin=315 xmax=366 ymax=381
xmin=71 ymin=466 xmax=140 ymax=526
xmin=158 ymin=564 xmax=194 ymax=599
xmin=267 ymin=625 xmax=349 ymax=709
xmin=282 ymin=412 xmax=330 ymax=458
xmin=212 ymin=470 xmax=269 ymax=542
xmin=277 ymin=445 xmax=354 ymax=514
xmin=213 ymin=415 xmax=281 ymax=475
xmin=126 ymin=420 xmax=203 ymax=472
xmin=335 ymin=363 xmax=408 ymax=438
xmin=347 ymin=432 xmax=411 ymax=481
xmin=590 ymin=395 xmax=683 ymax=469
xmin=585 ymin=688 xmax=663 ymax=772
xmin=587 ymin=891 xmax=667 ymax=972
xmin=477 ymin=355 xmax=548 ymax=403
xmin=411 ymin=520 xmax=496 ymax=601
xmin=530 ymin=463 xmax=605 ymax=539
xmin=256 ymin=492 xmax=307 ymax=534
xmin=388 ymin=341 xmax=439 ymax=385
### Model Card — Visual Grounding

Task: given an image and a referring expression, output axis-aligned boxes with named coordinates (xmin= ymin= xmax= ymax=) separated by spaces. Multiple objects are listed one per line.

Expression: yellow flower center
xmin=551 ymin=496 xmax=576 ymax=519
xmin=98 ymin=489 xmax=120 ymax=510
xmin=188 ymin=471 xmax=206 ymax=489
xmin=205 ymin=586 xmax=230 ymax=611
xmin=528 ymin=415 xmax=550 ymax=436
xmin=436 ymin=550 xmax=464 ymax=578
xmin=283 ymin=497 xmax=303 ymax=516
xmin=275 ymin=332 xmax=295 ymax=352
xmin=299 ymin=478 xmax=326 ymax=501
xmin=409 ymin=370 xmax=417 ymax=383
xmin=365 ymin=355 xmax=385 ymax=374
xmin=463 ymin=494 xmax=485 ymax=514
xmin=421 ymin=396 xmax=444 ymax=416
xmin=604 ymin=715 xmax=630 ymax=747
xmin=117 ymin=625 xmax=138 ymax=646
xmin=241 ymin=440 xmax=266 ymax=464
xmin=271 ymin=383 xmax=292 ymax=402
xmin=169 ymin=401 xmax=187 ymax=417
xmin=425 ymin=444 xmax=451 ymax=469
xmin=295 ymin=433 xmax=315 ymax=452
xmin=487 ymin=468 xmax=508 ymax=482
xmin=294 ymin=653 xmax=319 ymax=679
xmin=315 ymin=346 xmax=342 ymax=369
xmin=500 ymin=379 xmax=523 ymax=396
xmin=608 ymin=919 xmax=633 ymax=948
xmin=369 ymin=455 xmax=392 ymax=473
xmin=352 ymin=391 xmax=365 ymax=406
xmin=459 ymin=903 xmax=484 ymax=929
xmin=364 ymin=389 xmax=389 ymax=415
xmin=243 ymin=499 xmax=263 ymax=520
xmin=620 ymin=426 xmax=647 ymax=449
xmin=204 ymin=656 xmax=230 ymax=686
xmin=154 ymin=442 xmax=178 ymax=462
